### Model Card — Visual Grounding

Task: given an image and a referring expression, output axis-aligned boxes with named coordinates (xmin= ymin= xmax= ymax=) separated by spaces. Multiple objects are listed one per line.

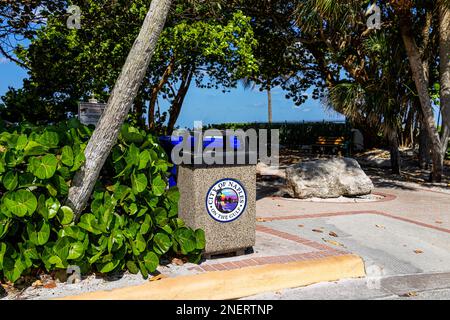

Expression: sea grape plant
xmin=0 ymin=119 xmax=204 ymax=283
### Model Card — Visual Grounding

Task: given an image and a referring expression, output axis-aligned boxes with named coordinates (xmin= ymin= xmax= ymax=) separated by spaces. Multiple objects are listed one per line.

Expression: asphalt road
xmin=243 ymin=272 xmax=450 ymax=300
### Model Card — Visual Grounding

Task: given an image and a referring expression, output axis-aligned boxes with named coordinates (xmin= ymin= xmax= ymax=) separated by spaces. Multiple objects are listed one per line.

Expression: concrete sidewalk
xmin=246 ymin=180 xmax=450 ymax=299
xmin=257 ymin=186 xmax=450 ymax=230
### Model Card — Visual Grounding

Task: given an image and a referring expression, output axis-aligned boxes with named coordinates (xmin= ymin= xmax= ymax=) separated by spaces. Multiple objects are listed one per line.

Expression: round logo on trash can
xmin=206 ymin=179 xmax=247 ymax=223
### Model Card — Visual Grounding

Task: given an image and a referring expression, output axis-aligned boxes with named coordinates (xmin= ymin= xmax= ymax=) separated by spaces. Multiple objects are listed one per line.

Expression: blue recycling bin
xmin=159 ymin=135 xmax=241 ymax=187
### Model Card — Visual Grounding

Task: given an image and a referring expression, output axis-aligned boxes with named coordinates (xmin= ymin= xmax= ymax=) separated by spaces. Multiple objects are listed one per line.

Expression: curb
xmin=59 ymin=254 xmax=365 ymax=300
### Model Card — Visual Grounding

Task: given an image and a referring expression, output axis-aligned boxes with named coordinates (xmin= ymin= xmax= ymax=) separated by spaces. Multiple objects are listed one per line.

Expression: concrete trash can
xmin=177 ymin=152 xmax=256 ymax=257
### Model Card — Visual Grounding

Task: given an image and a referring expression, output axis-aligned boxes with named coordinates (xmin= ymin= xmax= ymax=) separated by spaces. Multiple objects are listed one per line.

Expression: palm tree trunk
xmin=402 ymin=106 xmax=415 ymax=147
xmin=439 ymin=3 xmax=450 ymax=157
xmin=418 ymin=121 xmax=431 ymax=169
xmin=67 ymin=0 xmax=172 ymax=218
xmin=389 ymin=129 xmax=401 ymax=175
xmin=267 ymin=87 xmax=272 ymax=124
xmin=400 ymin=19 xmax=443 ymax=182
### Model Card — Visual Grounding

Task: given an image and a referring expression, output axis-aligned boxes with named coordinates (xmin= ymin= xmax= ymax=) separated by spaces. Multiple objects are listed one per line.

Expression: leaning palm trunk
xmin=439 ymin=3 xmax=450 ymax=157
xmin=400 ymin=21 xmax=444 ymax=182
xmin=67 ymin=0 xmax=173 ymax=218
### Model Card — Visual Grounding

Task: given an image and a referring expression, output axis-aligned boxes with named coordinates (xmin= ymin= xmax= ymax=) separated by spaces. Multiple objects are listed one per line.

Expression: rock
xmin=286 ymin=157 xmax=374 ymax=199
xmin=357 ymin=157 xmax=391 ymax=168
xmin=256 ymin=162 xmax=286 ymax=179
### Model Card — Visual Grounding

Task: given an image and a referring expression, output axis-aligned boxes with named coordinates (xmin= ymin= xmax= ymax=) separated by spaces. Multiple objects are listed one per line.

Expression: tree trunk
xmin=67 ymin=0 xmax=172 ymax=218
xmin=418 ymin=121 xmax=431 ymax=170
xmin=267 ymin=87 xmax=272 ymax=124
xmin=149 ymin=56 xmax=175 ymax=130
xmin=402 ymin=106 xmax=415 ymax=147
xmin=400 ymin=19 xmax=443 ymax=182
xmin=439 ymin=3 xmax=450 ymax=157
xmin=389 ymin=129 xmax=401 ymax=175
xmin=167 ymin=67 xmax=194 ymax=134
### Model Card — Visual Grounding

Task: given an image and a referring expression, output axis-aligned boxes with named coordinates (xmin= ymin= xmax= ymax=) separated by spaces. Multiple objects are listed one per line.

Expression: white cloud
xmin=0 ymin=57 xmax=9 ymax=64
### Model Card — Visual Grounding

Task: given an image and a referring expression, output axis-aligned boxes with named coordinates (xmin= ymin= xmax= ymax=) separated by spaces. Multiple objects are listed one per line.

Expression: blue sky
xmin=0 ymin=59 xmax=344 ymax=128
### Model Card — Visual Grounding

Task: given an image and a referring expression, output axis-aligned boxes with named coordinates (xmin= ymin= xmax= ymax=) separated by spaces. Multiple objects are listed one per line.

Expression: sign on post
xmin=78 ymin=99 xmax=106 ymax=126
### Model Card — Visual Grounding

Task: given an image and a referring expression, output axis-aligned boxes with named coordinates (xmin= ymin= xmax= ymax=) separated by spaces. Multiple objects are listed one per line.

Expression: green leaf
xmin=166 ymin=187 xmax=180 ymax=204
xmin=174 ymin=228 xmax=196 ymax=254
xmin=37 ymin=196 xmax=60 ymax=220
xmin=0 ymin=159 xmax=5 ymax=174
xmin=126 ymin=144 xmax=140 ymax=166
xmin=161 ymin=224 xmax=173 ymax=235
xmin=143 ymin=252 xmax=159 ymax=273
xmin=54 ymin=175 xmax=69 ymax=196
xmin=126 ymin=260 xmax=139 ymax=274
xmin=138 ymin=150 xmax=151 ymax=170
xmin=3 ymin=256 xmax=27 ymax=283
xmin=27 ymin=221 xmax=51 ymax=246
xmin=195 ymin=229 xmax=206 ymax=250
xmin=46 ymin=198 xmax=61 ymax=219
xmin=22 ymin=246 xmax=39 ymax=263
xmin=68 ymin=242 xmax=84 ymax=260
xmin=61 ymin=226 xmax=86 ymax=241
xmin=24 ymin=141 xmax=48 ymax=156
xmin=136 ymin=207 xmax=148 ymax=218
xmin=78 ymin=214 xmax=102 ymax=235
xmin=0 ymin=242 xmax=6 ymax=269
xmin=16 ymin=134 xmax=28 ymax=151
xmin=0 ymin=215 xmax=11 ymax=239
xmin=153 ymin=233 xmax=171 ymax=255
xmin=2 ymin=171 xmax=18 ymax=191
xmin=154 ymin=159 xmax=169 ymax=172
xmin=88 ymin=251 xmax=103 ymax=264
xmin=32 ymin=154 xmax=58 ymax=179
xmin=46 ymin=183 xmax=58 ymax=197
xmin=127 ymin=203 xmax=138 ymax=216
xmin=138 ymin=260 xmax=149 ymax=279
xmin=38 ymin=131 xmax=59 ymax=148
xmin=121 ymin=125 xmax=145 ymax=144
xmin=57 ymin=166 xmax=71 ymax=180
xmin=97 ymin=259 xmax=120 ymax=273
xmin=58 ymin=206 xmax=74 ymax=225
xmin=151 ymin=175 xmax=166 ymax=196
xmin=140 ymin=214 xmax=152 ymax=235
xmin=134 ymin=233 xmax=147 ymax=253
xmin=53 ymin=237 xmax=71 ymax=260
xmin=154 ymin=208 xmax=168 ymax=227
xmin=71 ymin=150 xmax=85 ymax=172
xmin=4 ymin=190 xmax=37 ymax=217
xmin=131 ymin=172 xmax=148 ymax=194
xmin=61 ymin=146 xmax=74 ymax=166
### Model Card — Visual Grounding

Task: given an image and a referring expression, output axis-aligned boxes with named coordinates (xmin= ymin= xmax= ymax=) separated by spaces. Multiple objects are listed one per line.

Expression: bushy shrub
xmin=0 ymin=119 xmax=204 ymax=283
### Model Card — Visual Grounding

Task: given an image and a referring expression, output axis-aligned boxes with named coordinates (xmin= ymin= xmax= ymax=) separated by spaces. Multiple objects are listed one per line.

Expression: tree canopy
xmin=0 ymin=0 xmax=449 ymax=180
xmin=1 ymin=0 xmax=258 ymax=132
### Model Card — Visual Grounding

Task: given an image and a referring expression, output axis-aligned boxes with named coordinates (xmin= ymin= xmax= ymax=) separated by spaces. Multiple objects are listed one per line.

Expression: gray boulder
xmin=286 ymin=157 xmax=374 ymax=199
